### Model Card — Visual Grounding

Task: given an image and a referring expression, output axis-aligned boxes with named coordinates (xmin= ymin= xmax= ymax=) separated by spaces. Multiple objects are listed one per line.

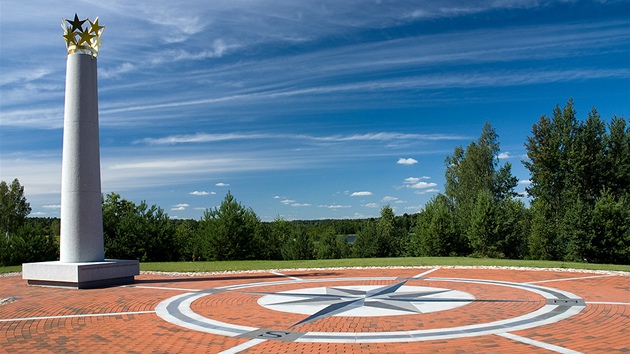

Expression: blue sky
xmin=1 ymin=1 xmax=629 ymax=221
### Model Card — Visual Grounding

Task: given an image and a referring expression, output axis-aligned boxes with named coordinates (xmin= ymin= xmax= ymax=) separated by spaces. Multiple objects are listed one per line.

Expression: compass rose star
xmin=250 ymin=281 xmax=469 ymax=327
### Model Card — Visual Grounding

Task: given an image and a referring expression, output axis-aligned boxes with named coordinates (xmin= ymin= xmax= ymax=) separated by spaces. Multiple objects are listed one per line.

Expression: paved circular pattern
xmin=155 ymin=276 xmax=586 ymax=343
xmin=2 ymin=267 xmax=628 ymax=353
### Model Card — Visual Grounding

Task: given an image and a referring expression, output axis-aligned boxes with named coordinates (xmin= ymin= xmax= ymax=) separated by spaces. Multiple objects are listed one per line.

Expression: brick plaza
xmin=1 ymin=267 xmax=628 ymax=353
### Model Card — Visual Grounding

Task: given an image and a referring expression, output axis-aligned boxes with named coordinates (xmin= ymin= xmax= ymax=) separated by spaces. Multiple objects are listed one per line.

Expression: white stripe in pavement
xmin=124 ymin=285 xmax=199 ymax=291
xmin=498 ymin=332 xmax=582 ymax=354
xmin=0 ymin=310 xmax=155 ymax=322
xmin=270 ymin=271 xmax=303 ymax=281
xmin=412 ymin=267 xmax=440 ymax=278
xmin=527 ymin=274 xmax=614 ymax=284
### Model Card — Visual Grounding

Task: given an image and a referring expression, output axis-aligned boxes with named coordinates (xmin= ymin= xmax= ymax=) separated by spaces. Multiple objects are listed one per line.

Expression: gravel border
xmin=2 ymin=266 xmax=628 ymax=278
xmin=138 ymin=265 xmax=630 ymax=277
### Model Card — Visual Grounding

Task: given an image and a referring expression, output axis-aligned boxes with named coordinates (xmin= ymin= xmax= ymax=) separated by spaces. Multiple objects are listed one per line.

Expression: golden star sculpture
xmin=62 ymin=13 xmax=104 ymax=57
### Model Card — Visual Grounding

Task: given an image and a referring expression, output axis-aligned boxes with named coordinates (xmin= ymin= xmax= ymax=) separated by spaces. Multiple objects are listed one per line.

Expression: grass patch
xmin=0 ymin=265 xmax=22 ymax=274
xmin=139 ymin=257 xmax=630 ymax=273
xmin=2 ymin=258 xmax=628 ymax=274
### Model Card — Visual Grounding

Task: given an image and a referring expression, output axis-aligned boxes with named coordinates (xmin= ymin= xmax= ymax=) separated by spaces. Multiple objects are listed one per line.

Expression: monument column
xmin=60 ymin=53 xmax=104 ymax=263
xmin=22 ymin=14 xmax=139 ymax=288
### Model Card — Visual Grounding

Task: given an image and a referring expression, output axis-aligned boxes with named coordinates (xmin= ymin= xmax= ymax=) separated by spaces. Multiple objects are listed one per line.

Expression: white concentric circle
xmin=155 ymin=276 xmax=586 ymax=343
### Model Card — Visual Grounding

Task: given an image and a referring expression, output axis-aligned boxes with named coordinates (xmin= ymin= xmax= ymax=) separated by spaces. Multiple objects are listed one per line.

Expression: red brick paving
xmin=1 ymin=267 xmax=628 ymax=353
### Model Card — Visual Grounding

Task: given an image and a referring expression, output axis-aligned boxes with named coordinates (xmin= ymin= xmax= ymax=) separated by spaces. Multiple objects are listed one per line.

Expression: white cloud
xmin=319 ymin=204 xmax=351 ymax=209
xmin=404 ymin=176 xmax=430 ymax=184
xmin=519 ymin=179 xmax=532 ymax=185
xmin=404 ymin=205 xmax=423 ymax=212
xmin=43 ymin=204 xmax=61 ymax=209
xmin=364 ymin=203 xmax=379 ymax=208
xmin=171 ymin=203 xmax=190 ymax=210
xmin=189 ymin=190 xmax=214 ymax=196
xmin=291 ymin=203 xmax=311 ymax=207
xmin=498 ymin=152 xmax=511 ymax=159
xmin=281 ymin=199 xmax=296 ymax=204
xmin=382 ymin=196 xmax=399 ymax=202
xmin=415 ymin=188 xmax=440 ymax=195
xmin=403 ymin=176 xmax=437 ymax=189
xmin=397 ymin=157 xmax=418 ymax=165
xmin=215 ymin=182 xmax=230 ymax=187
xmin=350 ymin=191 xmax=373 ymax=197
xmin=137 ymin=132 xmax=466 ymax=145
xmin=101 ymin=63 xmax=136 ymax=79
xmin=0 ymin=67 xmax=53 ymax=86
xmin=409 ymin=181 xmax=438 ymax=189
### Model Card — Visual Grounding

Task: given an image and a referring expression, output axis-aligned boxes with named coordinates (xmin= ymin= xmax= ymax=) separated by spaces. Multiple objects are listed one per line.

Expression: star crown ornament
xmin=62 ymin=14 xmax=104 ymax=57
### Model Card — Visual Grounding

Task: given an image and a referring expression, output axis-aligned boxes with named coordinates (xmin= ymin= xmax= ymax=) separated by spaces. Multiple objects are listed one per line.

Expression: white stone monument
xmin=23 ymin=14 xmax=139 ymax=288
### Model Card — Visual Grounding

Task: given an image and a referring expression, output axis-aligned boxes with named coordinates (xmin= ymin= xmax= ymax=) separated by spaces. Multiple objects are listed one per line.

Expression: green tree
xmin=590 ymin=191 xmax=630 ymax=264
xmin=0 ymin=220 xmax=59 ymax=266
xmin=352 ymin=220 xmax=379 ymax=258
xmin=444 ymin=122 xmax=518 ymax=254
xmin=197 ymin=191 xmax=260 ymax=261
xmin=524 ymin=100 xmax=630 ymax=261
xmin=561 ymin=198 xmax=593 ymax=262
xmin=604 ymin=116 xmax=630 ymax=196
xmin=496 ymin=198 xmax=529 ymax=259
xmin=528 ymin=200 xmax=556 ymax=260
xmin=316 ymin=226 xmax=350 ymax=259
xmin=523 ymin=101 xmax=578 ymax=260
xmin=270 ymin=216 xmax=290 ymax=260
xmin=173 ymin=219 xmax=198 ymax=261
xmin=411 ymin=194 xmax=457 ymax=257
xmin=377 ymin=205 xmax=404 ymax=257
xmin=0 ymin=178 xmax=31 ymax=237
xmin=281 ymin=225 xmax=314 ymax=260
xmin=102 ymin=193 xmax=175 ymax=261
xmin=467 ymin=190 xmax=500 ymax=257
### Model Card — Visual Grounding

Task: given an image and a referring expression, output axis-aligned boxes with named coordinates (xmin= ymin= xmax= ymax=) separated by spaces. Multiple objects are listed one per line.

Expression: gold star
xmin=89 ymin=17 xmax=104 ymax=35
xmin=66 ymin=13 xmax=86 ymax=33
xmin=62 ymin=29 xmax=77 ymax=48
xmin=77 ymin=29 xmax=95 ymax=46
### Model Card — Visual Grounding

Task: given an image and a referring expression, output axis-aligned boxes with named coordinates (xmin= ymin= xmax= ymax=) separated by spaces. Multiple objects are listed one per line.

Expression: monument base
xmin=22 ymin=260 xmax=140 ymax=289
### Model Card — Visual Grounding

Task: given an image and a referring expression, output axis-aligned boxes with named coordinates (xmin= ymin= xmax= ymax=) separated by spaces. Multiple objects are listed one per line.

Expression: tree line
xmin=1 ymin=100 xmax=628 ymax=266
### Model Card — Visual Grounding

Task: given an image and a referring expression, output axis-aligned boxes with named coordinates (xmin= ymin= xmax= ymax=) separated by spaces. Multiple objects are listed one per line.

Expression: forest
xmin=1 ymin=100 xmax=629 ymax=266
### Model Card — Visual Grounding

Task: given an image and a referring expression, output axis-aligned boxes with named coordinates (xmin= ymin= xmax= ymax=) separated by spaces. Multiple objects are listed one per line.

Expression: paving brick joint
xmin=1 ymin=267 xmax=628 ymax=353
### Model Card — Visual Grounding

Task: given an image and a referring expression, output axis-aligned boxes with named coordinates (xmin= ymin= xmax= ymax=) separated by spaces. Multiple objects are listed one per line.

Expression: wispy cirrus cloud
xmin=319 ymin=204 xmax=351 ymax=209
xmin=189 ymin=190 xmax=214 ymax=196
xmin=136 ymin=132 xmax=467 ymax=145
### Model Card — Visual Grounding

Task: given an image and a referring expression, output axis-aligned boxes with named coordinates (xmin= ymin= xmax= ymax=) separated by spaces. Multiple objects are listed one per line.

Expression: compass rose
xmin=155 ymin=275 xmax=585 ymax=344
xmin=252 ymin=280 xmax=476 ymax=326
